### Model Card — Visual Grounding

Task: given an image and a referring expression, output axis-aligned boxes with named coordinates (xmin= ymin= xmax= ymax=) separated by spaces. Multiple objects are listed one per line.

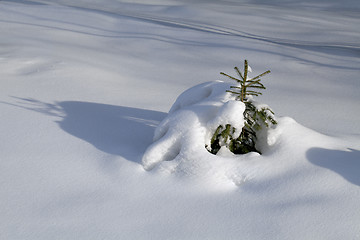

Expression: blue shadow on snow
xmin=307 ymin=148 xmax=360 ymax=186
xmin=57 ymin=101 xmax=166 ymax=163
xmin=4 ymin=98 xmax=166 ymax=164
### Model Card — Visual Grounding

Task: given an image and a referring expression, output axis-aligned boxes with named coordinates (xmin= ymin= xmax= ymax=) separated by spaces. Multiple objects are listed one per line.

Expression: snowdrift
xmin=142 ymin=81 xmax=358 ymax=188
xmin=1 ymin=0 xmax=360 ymax=239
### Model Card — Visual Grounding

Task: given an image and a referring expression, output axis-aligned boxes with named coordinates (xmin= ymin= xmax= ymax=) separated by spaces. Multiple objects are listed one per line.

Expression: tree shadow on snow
xmin=57 ymin=101 xmax=166 ymax=163
xmin=1 ymin=0 xmax=46 ymax=5
xmin=307 ymin=148 xmax=360 ymax=186
xmin=5 ymin=98 xmax=166 ymax=164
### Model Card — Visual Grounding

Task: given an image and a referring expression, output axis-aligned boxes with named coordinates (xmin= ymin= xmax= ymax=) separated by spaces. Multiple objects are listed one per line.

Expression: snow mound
xmin=142 ymin=81 xmax=281 ymax=186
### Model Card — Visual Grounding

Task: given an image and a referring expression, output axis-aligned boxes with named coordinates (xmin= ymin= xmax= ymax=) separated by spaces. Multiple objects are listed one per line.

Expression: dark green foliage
xmin=209 ymin=123 xmax=259 ymax=155
xmin=208 ymin=60 xmax=277 ymax=155
xmin=209 ymin=124 xmax=237 ymax=154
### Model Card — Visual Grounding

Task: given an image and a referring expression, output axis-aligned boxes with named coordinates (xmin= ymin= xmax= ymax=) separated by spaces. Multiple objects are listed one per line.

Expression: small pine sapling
xmin=209 ymin=60 xmax=277 ymax=155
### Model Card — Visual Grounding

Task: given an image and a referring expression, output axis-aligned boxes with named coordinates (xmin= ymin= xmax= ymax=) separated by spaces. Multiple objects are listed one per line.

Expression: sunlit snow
xmin=1 ymin=0 xmax=359 ymax=239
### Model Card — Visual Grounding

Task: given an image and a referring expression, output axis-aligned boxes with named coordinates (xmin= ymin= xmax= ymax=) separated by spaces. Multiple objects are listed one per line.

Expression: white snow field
xmin=1 ymin=0 xmax=360 ymax=239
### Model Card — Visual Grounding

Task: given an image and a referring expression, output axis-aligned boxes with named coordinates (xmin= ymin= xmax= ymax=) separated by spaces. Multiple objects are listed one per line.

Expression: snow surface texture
xmin=1 ymin=0 xmax=360 ymax=239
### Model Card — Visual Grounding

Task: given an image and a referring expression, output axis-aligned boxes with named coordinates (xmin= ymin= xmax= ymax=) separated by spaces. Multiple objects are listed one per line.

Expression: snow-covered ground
xmin=1 ymin=0 xmax=359 ymax=239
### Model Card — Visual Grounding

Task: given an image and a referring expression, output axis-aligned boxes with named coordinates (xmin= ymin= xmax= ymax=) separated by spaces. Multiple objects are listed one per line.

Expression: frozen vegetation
xmin=1 ymin=0 xmax=360 ymax=239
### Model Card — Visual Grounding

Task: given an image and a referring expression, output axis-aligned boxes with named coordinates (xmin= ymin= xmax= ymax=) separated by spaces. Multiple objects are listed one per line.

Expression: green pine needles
xmin=222 ymin=60 xmax=270 ymax=102
xmin=208 ymin=60 xmax=277 ymax=155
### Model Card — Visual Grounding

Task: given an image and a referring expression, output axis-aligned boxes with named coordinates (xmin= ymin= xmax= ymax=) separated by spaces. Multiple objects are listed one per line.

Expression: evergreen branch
xmin=260 ymin=107 xmax=275 ymax=115
xmin=242 ymin=126 xmax=256 ymax=139
xmin=212 ymin=125 xmax=223 ymax=138
xmin=249 ymin=70 xmax=271 ymax=81
xmin=246 ymin=93 xmax=261 ymax=97
xmin=270 ymin=118 xmax=278 ymax=125
xmin=246 ymin=79 xmax=261 ymax=84
xmin=246 ymin=80 xmax=265 ymax=88
xmin=245 ymin=118 xmax=255 ymax=127
xmin=220 ymin=72 xmax=241 ymax=82
xmin=247 ymin=86 xmax=266 ymax=90
xmin=226 ymin=90 xmax=241 ymax=95
xmin=234 ymin=67 xmax=244 ymax=80
xmin=244 ymin=101 xmax=256 ymax=110
xmin=247 ymin=90 xmax=263 ymax=95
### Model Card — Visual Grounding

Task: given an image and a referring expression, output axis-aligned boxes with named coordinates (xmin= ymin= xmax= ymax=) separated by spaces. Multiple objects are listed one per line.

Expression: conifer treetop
xmin=220 ymin=60 xmax=270 ymax=102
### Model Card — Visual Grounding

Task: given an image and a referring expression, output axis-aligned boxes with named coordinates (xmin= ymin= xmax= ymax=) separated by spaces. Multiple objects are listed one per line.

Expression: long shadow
xmin=57 ymin=101 xmax=166 ymax=163
xmin=1 ymin=1 xmax=358 ymax=70
xmin=4 ymin=98 xmax=166 ymax=164
xmin=1 ymin=0 xmax=46 ymax=5
xmin=5 ymin=0 xmax=359 ymax=64
xmin=307 ymin=148 xmax=360 ymax=186
xmin=71 ymin=4 xmax=360 ymax=60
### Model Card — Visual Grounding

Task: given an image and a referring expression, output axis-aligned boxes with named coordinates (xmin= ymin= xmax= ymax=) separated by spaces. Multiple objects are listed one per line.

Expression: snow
xmin=142 ymin=81 xmax=249 ymax=177
xmin=1 ymin=0 xmax=360 ymax=239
